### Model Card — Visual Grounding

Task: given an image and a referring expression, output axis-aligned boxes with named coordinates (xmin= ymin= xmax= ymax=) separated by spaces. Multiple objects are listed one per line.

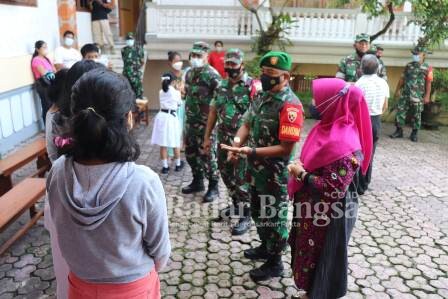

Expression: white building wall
xmin=76 ymin=11 xmax=93 ymax=47
xmin=156 ymin=0 xmax=241 ymax=6
xmin=0 ymin=0 xmax=60 ymax=58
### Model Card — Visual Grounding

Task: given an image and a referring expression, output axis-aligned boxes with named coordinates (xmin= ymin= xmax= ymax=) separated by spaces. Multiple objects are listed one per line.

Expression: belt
xmin=161 ymin=109 xmax=177 ymax=117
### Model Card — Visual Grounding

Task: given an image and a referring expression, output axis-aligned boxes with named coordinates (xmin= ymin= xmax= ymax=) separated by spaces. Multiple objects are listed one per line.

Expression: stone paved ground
xmin=1 ymin=119 xmax=447 ymax=299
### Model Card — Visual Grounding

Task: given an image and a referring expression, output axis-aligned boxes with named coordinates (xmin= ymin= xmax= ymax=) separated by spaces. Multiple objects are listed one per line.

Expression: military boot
xmin=232 ymin=205 xmax=251 ymax=235
xmin=249 ymin=254 xmax=284 ymax=282
xmin=244 ymin=243 xmax=269 ymax=260
xmin=181 ymin=176 xmax=205 ymax=194
xmin=390 ymin=126 xmax=403 ymax=139
xmin=410 ymin=129 xmax=418 ymax=142
xmin=203 ymin=180 xmax=219 ymax=203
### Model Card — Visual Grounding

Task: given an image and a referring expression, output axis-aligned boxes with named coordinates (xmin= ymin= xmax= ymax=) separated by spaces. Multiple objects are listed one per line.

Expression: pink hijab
xmin=288 ymin=78 xmax=373 ymax=197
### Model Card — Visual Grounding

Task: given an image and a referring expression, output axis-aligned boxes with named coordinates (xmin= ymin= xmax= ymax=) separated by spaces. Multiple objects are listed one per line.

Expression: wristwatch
xmin=251 ymin=147 xmax=256 ymax=158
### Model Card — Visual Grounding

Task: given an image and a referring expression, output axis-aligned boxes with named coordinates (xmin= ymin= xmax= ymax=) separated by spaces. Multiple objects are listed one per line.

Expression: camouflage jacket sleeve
xmin=242 ymin=100 xmax=255 ymax=125
xmin=336 ymin=57 xmax=347 ymax=79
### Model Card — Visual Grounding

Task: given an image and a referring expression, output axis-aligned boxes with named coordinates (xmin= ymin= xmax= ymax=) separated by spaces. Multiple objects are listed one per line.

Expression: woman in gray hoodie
xmin=47 ymin=68 xmax=171 ymax=298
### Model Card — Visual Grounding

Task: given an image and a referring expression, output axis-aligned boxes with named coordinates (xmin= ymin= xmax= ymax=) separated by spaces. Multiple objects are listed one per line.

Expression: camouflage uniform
xmin=336 ymin=53 xmax=363 ymax=83
xmin=121 ymin=39 xmax=144 ymax=99
xmin=395 ymin=61 xmax=432 ymax=130
xmin=211 ymin=71 xmax=252 ymax=205
xmin=184 ymin=64 xmax=221 ymax=183
xmin=243 ymin=86 xmax=303 ymax=255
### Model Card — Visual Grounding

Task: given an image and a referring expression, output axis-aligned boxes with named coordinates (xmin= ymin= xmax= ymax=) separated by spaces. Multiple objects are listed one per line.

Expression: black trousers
xmin=355 ymin=115 xmax=381 ymax=194
xmin=35 ymin=80 xmax=52 ymax=124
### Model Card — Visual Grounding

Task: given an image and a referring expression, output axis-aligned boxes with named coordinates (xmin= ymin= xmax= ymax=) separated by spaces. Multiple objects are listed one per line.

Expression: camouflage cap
xmin=375 ymin=44 xmax=384 ymax=51
xmin=411 ymin=45 xmax=431 ymax=54
xmin=190 ymin=41 xmax=210 ymax=54
xmin=126 ymin=32 xmax=135 ymax=40
xmin=224 ymin=48 xmax=244 ymax=65
xmin=259 ymin=51 xmax=292 ymax=71
xmin=355 ymin=33 xmax=370 ymax=42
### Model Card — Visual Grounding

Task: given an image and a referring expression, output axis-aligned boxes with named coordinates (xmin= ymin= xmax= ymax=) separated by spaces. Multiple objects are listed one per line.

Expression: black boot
xmin=390 ymin=127 xmax=403 ymax=139
xmin=232 ymin=205 xmax=251 ymax=235
xmin=244 ymin=243 xmax=269 ymax=260
xmin=203 ymin=180 xmax=219 ymax=203
xmin=181 ymin=176 xmax=205 ymax=194
xmin=410 ymin=129 xmax=418 ymax=142
xmin=213 ymin=205 xmax=234 ymax=222
xmin=249 ymin=255 xmax=284 ymax=282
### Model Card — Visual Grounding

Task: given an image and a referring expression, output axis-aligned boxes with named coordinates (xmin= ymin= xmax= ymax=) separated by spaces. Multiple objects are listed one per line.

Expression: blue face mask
xmin=412 ymin=54 xmax=420 ymax=62
xmin=309 ymin=104 xmax=321 ymax=120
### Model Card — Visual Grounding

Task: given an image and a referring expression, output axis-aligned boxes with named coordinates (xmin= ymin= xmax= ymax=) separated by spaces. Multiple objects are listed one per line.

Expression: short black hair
xmin=81 ymin=43 xmax=100 ymax=58
xmin=214 ymin=40 xmax=223 ymax=47
xmin=63 ymin=30 xmax=75 ymax=37
xmin=69 ymin=69 xmax=140 ymax=162
xmin=48 ymin=68 xmax=69 ymax=106
xmin=361 ymin=54 xmax=379 ymax=75
xmin=168 ymin=51 xmax=181 ymax=62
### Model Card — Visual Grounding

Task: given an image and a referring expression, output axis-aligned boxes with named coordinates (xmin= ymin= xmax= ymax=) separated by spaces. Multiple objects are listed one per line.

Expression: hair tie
xmin=161 ymin=76 xmax=171 ymax=81
xmin=87 ymin=107 xmax=96 ymax=113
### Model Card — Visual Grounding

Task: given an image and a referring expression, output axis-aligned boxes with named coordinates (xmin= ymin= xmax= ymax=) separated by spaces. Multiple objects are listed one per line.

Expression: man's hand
xmin=202 ymin=138 xmax=211 ymax=153
xmin=287 ymin=161 xmax=305 ymax=178
xmin=424 ymin=96 xmax=431 ymax=104
xmin=221 ymin=144 xmax=251 ymax=164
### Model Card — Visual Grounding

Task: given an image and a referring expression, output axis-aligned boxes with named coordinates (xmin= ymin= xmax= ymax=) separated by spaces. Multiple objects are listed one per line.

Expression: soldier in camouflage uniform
xmin=222 ymin=51 xmax=304 ymax=282
xmin=390 ymin=46 xmax=433 ymax=142
xmin=121 ymin=32 xmax=144 ymax=99
xmin=336 ymin=33 xmax=387 ymax=82
xmin=375 ymin=45 xmax=388 ymax=81
xmin=203 ymin=48 xmax=253 ymax=235
xmin=181 ymin=42 xmax=222 ymax=202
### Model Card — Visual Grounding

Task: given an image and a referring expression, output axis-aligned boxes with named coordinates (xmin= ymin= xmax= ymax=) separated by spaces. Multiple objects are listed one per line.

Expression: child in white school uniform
xmin=151 ymin=73 xmax=185 ymax=173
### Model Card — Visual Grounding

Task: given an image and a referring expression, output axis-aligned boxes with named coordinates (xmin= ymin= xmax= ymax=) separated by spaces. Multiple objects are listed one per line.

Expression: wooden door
xmin=119 ymin=0 xmax=141 ymax=37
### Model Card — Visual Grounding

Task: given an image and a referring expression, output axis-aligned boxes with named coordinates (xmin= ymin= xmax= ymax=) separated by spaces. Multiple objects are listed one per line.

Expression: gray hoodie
xmin=47 ymin=156 xmax=171 ymax=283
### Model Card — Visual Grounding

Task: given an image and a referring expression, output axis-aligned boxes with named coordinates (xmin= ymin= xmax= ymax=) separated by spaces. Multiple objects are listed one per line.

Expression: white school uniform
xmin=151 ymin=86 xmax=182 ymax=148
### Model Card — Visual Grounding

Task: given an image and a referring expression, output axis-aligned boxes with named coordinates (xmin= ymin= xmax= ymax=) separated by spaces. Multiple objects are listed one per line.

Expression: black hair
xmin=63 ymin=30 xmax=75 ymax=37
xmin=361 ymin=54 xmax=379 ymax=75
xmin=80 ymin=43 xmax=100 ymax=58
xmin=48 ymin=68 xmax=69 ymax=106
xmin=31 ymin=40 xmax=51 ymax=65
xmin=168 ymin=51 xmax=181 ymax=62
xmin=58 ymin=60 xmax=105 ymax=118
xmin=69 ymin=69 xmax=140 ymax=162
xmin=214 ymin=40 xmax=223 ymax=47
xmin=161 ymin=72 xmax=174 ymax=92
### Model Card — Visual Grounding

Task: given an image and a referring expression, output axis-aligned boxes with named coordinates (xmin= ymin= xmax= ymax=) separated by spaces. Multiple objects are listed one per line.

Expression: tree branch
xmin=370 ymin=2 xmax=396 ymax=42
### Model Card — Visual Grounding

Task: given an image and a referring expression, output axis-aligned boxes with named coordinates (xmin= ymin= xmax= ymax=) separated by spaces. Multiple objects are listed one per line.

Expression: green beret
xmin=412 ymin=46 xmax=431 ymax=54
xmin=355 ymin=33 xmax=370 ymax=42
xmin=126 ymin=32 xmax=135 ymax=40
xmin=225 ymin=48 xmax=244 ymax=65
xmin=259 ymin=51 xmax=292 ymax=71
xmin=190 ymin=41 xmax=210 ymax=54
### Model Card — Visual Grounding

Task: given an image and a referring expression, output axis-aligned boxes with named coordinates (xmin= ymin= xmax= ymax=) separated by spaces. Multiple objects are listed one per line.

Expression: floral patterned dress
xmin=289 ymin=152 xmax=362 ymax=297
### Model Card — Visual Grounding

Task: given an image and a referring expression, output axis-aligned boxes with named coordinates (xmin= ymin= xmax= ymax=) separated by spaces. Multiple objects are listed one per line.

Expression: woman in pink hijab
xmin=287 ymin=78 xmax=372 ymax=299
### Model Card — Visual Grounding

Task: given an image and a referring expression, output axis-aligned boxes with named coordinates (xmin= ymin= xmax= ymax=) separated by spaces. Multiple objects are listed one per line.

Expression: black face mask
xmin=260 ymin=74 xmax=282 ymax=91
xmin=225 ymin=67 xmax=242 ymax=79
xmin=309 ymin=104 xmax=321 ymax=120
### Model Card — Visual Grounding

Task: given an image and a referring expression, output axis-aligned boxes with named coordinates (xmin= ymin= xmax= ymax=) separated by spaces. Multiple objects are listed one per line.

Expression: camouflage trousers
xmin=217 ymin=138 xmax=250 ymax=205
xmin=249 ymin=170 xmax=289 ymax=255
xmin=395 ymin=96 xmax=423 ymax=130
xmin=185 ymin=123 xmax=219 ymax=182
xmin=124 ymin=71 xmax=143 ymax=99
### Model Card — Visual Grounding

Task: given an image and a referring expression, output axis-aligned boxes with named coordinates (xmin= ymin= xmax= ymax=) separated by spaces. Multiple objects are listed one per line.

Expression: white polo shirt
xmin=355 ymin=74 xmax=390 ymax=116
xmin=54 ymin=46 xmax=82 ymax=69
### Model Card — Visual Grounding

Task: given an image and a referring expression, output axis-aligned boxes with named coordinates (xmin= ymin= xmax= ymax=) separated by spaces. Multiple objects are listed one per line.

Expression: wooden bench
xmin=0 ymin=138 xmax=50 ymax=196
xmin=0 ymin=178 xmax=46 ymax=255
